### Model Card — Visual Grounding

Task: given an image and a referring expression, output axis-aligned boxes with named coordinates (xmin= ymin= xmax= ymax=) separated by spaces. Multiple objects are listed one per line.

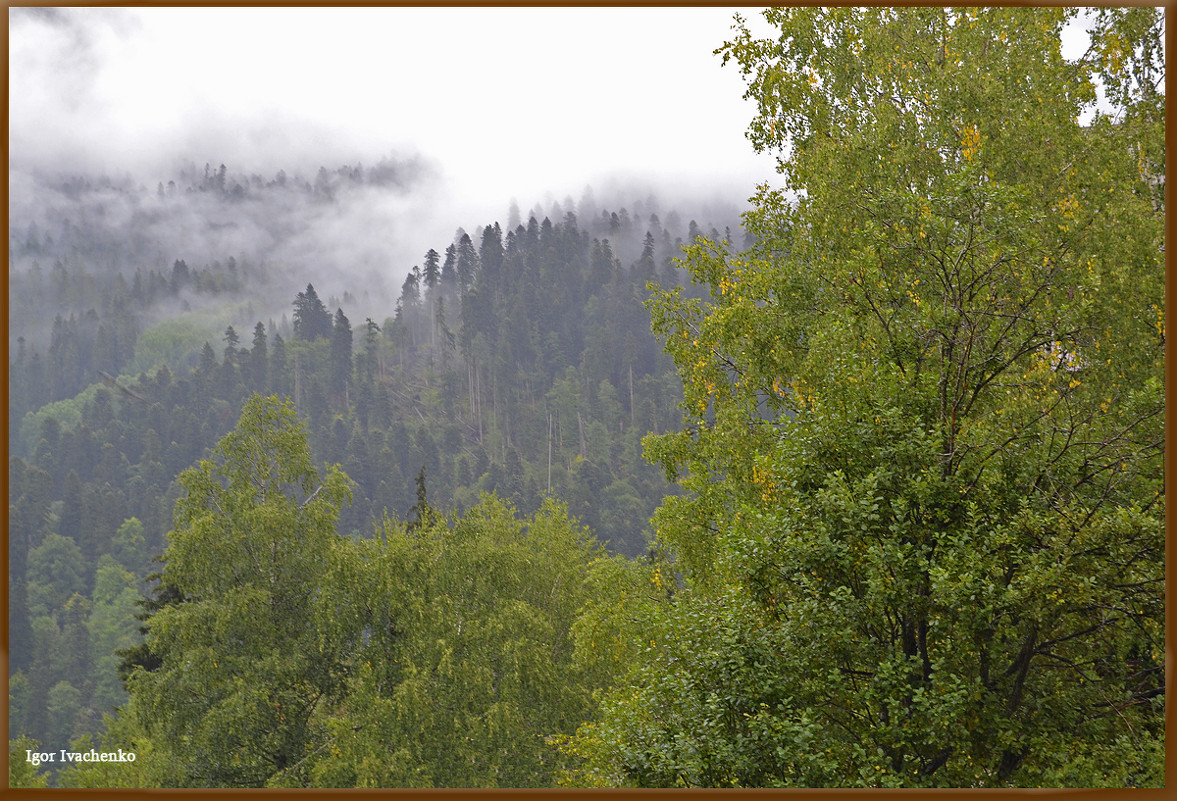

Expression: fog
xmin=10 ymin=7 xmax=774 ymax=357
xmin=9 ymin=7 xmax=776 ymax=209
xmin=10 ymin=7 xmax=778 ymax=345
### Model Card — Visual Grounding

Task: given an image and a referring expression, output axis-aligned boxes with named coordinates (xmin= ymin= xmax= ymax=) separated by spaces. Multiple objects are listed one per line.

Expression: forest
xmin=9 ymin=7 xmax=1166 ymax=789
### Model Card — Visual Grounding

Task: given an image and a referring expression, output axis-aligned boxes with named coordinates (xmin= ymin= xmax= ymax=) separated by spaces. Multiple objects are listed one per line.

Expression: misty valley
xmin=8 ymin=158 xmax=743 ymax=786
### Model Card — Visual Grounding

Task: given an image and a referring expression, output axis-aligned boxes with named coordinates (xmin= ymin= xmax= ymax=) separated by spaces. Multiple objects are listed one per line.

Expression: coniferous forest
xmin=9 ymin=7 xmax=1165 ymax=789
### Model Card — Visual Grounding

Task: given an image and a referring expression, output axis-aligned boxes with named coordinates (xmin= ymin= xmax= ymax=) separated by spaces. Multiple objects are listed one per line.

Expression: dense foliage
xmin=564 ymin=6 xmax=1164 ymax=788
xmin=10 ymin=6 xmax=1163 ymax=789
xmin=9 ymin=173 xmax=736 ymax=780
xmin=49 ymin=397 xmax=622 ymax=787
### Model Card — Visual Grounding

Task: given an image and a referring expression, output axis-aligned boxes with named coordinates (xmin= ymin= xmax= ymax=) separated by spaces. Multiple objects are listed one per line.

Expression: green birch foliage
xmin=123 ymin=394 xmax=353 ymax=787
xmin=570 ymin=7 xmax=1164 ymax=788
xmin=308 ymin=495 xmax=610 ymax=788
xmin=89 ymin=555 xmax=142 ymax=716
xmin=9 ymin=736 xmax=51 ymax=788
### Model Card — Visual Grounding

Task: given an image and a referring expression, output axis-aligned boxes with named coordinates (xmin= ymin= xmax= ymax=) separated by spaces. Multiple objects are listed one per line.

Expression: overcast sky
xmin=10 ymin=6 xmax=780 ymax=222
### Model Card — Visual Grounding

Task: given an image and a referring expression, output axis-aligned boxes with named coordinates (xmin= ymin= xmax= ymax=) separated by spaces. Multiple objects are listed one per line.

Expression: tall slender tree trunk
xmin=629 ymin=363 xmax=635 ymax=428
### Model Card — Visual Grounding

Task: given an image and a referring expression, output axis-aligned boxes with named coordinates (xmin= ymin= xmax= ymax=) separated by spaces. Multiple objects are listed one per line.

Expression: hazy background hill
xmin=8 ymin=156 xmax=748 ymax=757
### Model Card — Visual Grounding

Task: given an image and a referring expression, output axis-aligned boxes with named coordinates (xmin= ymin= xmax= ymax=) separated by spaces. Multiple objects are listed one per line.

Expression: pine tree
xmin=249 ymin=322 xmax=268 ymax=392
xmin=292 ymin=283 xmax=332 ymax=341
xmin=455 ymin=232 xmax=479 ymax=292
xmin=422 ymin=248 xmax=441 ymax=294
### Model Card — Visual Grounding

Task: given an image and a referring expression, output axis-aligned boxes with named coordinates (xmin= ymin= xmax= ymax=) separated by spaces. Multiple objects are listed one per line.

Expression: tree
xmin=222 ymin=325 xmax=240 ymax=365
xmin=270 ymin=332 xmax=290 ymax=396
xmin=479 ymin=222 xmax=504 ymax=285
xmin=248 ymin=322 xmax=269 ymax=392
xmin=330 ymin=308 xmax=353 ymax=404
xmin=89 ymin=555 xmax=141 ymax=715
xmin=58 ymin=468 xmax=84 ymax=549
xmin=407 ymin=465 xmax=432 ymax=530
xmin=400 ymin=270 xmax=421 ymax=307
xmin=92 ymin=322 xmax=118 ymax=375
xmin=357 ymin=317 xmax=382 ymax=385
xmin=194 ymin=342 xmax=218 ymax=400
xmin=292 ymin=283 xmax=332 ymax=341
xmin=170 ymin=259 xmax=190 ymax=292
xmin=9 ymin=736 xmax=51 ymax=788
xmin=634 ymin=231 xmax=656 ymax=282
xmin=121 ymin=395 xmax=353 ymax=787
xmin=456 ymin=231 xmax=479 ymax=292
xmin=311 ymin=495 xmax=611 ymax=788
xmin=422 ymin=248 xmax=441 ymax=293
xmin=111 ymin=517 xmax=146 ymax=574
xmin=568 ymin=7 xmax=1164 ymax=788
xmin=26 ymin=533 xmax=86 ymax=615
xmin=46 ymin=680 xmax=82 ymax=752
xmin=441 ymin=243 xmax=458 ymax=287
